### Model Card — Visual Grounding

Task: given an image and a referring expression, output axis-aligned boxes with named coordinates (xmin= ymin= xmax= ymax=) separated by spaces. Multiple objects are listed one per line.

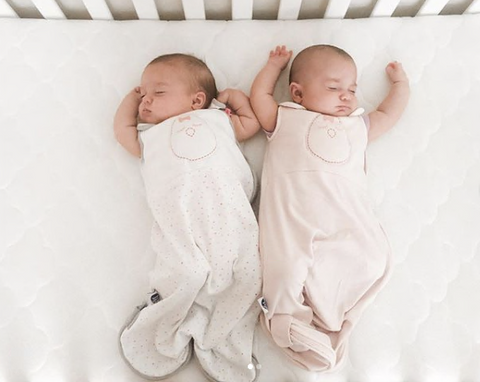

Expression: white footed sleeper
xmin=120 ymin=108 xmax=261 ymax=382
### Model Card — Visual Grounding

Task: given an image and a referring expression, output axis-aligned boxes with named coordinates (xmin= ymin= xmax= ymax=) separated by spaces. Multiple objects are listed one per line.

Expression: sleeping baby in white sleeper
xmin=114 ymin=53 xmax=262 ymax=382
xmin=250 ymin=45 xmax=410 ymax=372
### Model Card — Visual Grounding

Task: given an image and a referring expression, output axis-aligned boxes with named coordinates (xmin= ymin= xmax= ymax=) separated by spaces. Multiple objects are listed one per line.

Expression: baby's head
xmin=289 ymin=45 xmax=358 ymax=117
xmin=138 ymin=53 xmax=217 ymax=124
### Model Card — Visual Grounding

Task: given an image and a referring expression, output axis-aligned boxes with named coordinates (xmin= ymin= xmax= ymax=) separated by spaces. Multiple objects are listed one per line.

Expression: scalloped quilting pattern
xmin=0 ymin=16 xmax=479 ymax=382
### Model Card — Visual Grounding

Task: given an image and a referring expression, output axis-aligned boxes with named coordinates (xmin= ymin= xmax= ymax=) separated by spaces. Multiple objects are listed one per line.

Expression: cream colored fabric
xmin=120 ymin=109 xmax=261 ymax=381
xmin=259 ymin=102 xmax=392 ymax=372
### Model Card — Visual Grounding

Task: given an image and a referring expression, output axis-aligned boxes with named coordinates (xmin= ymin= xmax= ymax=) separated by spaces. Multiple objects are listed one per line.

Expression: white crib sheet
xmin=1 ymin=15 xmax=480 ymax=382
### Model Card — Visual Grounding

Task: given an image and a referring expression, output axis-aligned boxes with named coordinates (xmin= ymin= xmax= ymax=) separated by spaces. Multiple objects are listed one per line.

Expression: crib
xmin=1 ymin=0 xmax=480 ymax=381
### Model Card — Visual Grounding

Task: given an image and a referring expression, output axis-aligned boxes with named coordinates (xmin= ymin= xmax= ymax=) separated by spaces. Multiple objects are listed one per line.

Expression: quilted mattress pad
xmin=1 ymin=15 xmax=480 ymax=382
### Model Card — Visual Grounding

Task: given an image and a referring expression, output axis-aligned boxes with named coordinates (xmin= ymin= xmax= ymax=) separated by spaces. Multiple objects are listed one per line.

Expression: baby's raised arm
xmin=216 ymin=89 xmax=261 ymax=142
xmin=250 ymin=45 xmax=293 ymax=132
xmin=114 ymin=87 xmax=142 ymax=157
xmin=368 ymin=62 xmax=410 ymax=141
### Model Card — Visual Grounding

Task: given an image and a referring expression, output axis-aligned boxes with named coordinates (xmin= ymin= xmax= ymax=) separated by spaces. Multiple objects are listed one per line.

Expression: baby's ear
xmin=290 ymin=82 xmax=303 ymax=103
xmin=192 ymin=92 xmax=207 ymax=110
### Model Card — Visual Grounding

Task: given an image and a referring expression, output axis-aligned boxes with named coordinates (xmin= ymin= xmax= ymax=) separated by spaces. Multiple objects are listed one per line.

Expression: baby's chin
xmin=139 ymin=115 xmax=163 ymax=125
xmin=332 ymin=111 xmax=352 ymax=117
xmin=320 ymin=108 xmax=354 ymax=117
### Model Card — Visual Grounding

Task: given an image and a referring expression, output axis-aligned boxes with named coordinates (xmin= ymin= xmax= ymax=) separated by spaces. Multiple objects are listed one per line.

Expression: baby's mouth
xmin=336 ymin=105 xmax=350 ymax=112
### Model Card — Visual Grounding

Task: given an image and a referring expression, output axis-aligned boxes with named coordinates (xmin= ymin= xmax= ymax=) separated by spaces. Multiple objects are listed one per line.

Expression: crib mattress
xmin=1 ymin=15 xmax=480 ymax=382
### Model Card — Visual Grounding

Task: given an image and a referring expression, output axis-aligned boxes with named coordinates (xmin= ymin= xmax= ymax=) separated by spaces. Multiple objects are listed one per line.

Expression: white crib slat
xmin=31 ymin=0 xmax=66 ymax=19
xmin=324 ymin=0 xmax=352 ymax=18
xmin=278 ymin=0 xmax=302 ymax=20
xmin=83 ymin=0 xmax=113 ymax=20
xmin=0 ymin=0 xmax=18 ymax=17
xmin=465 ymin=0 xmax=480 ymax=13
xmin=232 ymin=0 xmax=253 ymax=19
xmin=182 ymin=0 xmax=206 ymax=19
xmin=416 ymin=0 xmax=449 ymax=15
xmin=370 ymin=0 xmax=401 ymax=17
xmin=132 ymin=0 xmax=159 ymax=20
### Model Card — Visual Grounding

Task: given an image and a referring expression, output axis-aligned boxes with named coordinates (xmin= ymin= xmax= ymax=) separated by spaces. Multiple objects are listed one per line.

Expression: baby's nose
xmin=141 ymin=92 xmax=152 ymax=103
xmin=340 ymin=92 xmax=351 ymax=101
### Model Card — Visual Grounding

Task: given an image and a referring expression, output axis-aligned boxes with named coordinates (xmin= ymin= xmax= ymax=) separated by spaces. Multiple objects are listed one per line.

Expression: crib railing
xmin=1 ymin=0 xmax=479 ymax=20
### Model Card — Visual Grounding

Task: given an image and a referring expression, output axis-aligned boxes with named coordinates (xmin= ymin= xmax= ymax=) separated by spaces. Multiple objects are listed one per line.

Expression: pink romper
xmin=259 ymin=102 xmax=392 ymax=372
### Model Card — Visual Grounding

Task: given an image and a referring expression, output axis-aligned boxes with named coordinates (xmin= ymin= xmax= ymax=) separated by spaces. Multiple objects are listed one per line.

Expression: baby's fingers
xmin=386 ymin=61 xmax=406 ymax=74
xmin=270 ymin=45 xmax=291 ymax=57
xmin=386 ymin=61 xmax=408 ymax=81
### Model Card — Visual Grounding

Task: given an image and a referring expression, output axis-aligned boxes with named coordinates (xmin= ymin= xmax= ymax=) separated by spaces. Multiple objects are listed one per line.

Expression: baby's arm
xmin=368 ymin=62 xmax=410 ymax=141
xmin=113 ymin=87 xmax=142 ymax=157
xmin=250 ymin=45 xmax=293 ymax=132
xmin=216 ymin=89 xmax=261 ymax=142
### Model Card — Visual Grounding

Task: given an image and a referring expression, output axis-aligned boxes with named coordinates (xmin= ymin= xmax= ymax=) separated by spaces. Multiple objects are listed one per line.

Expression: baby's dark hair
xmin=289 ymin=44 xmax=354 ymax=84
xmin=148 ymin=53 xmax=217 ymax=108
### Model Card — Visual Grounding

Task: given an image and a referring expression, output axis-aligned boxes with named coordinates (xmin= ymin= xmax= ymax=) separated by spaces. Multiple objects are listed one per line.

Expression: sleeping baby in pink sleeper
xmin=250 ymin=45 xmax=410 ymax=372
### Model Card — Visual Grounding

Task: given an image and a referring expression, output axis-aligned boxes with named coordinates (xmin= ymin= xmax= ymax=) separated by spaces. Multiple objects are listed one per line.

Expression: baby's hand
xmin=129 ymin=86 xmax=143 ymax=103
xmin=217 ymin=88 xmax=250 ymax=117
xmin=217 ymin=88 xmax=243 ymax=107
xmin=386 ymin=61 xmax=408 ymax=84
xmin=268 ymin=45 xmax=293 ymax=71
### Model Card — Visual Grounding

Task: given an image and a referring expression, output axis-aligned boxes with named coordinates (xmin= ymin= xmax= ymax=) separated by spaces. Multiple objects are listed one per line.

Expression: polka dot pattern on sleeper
xmin=119 ymin=109 xmax=261 ymax=382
